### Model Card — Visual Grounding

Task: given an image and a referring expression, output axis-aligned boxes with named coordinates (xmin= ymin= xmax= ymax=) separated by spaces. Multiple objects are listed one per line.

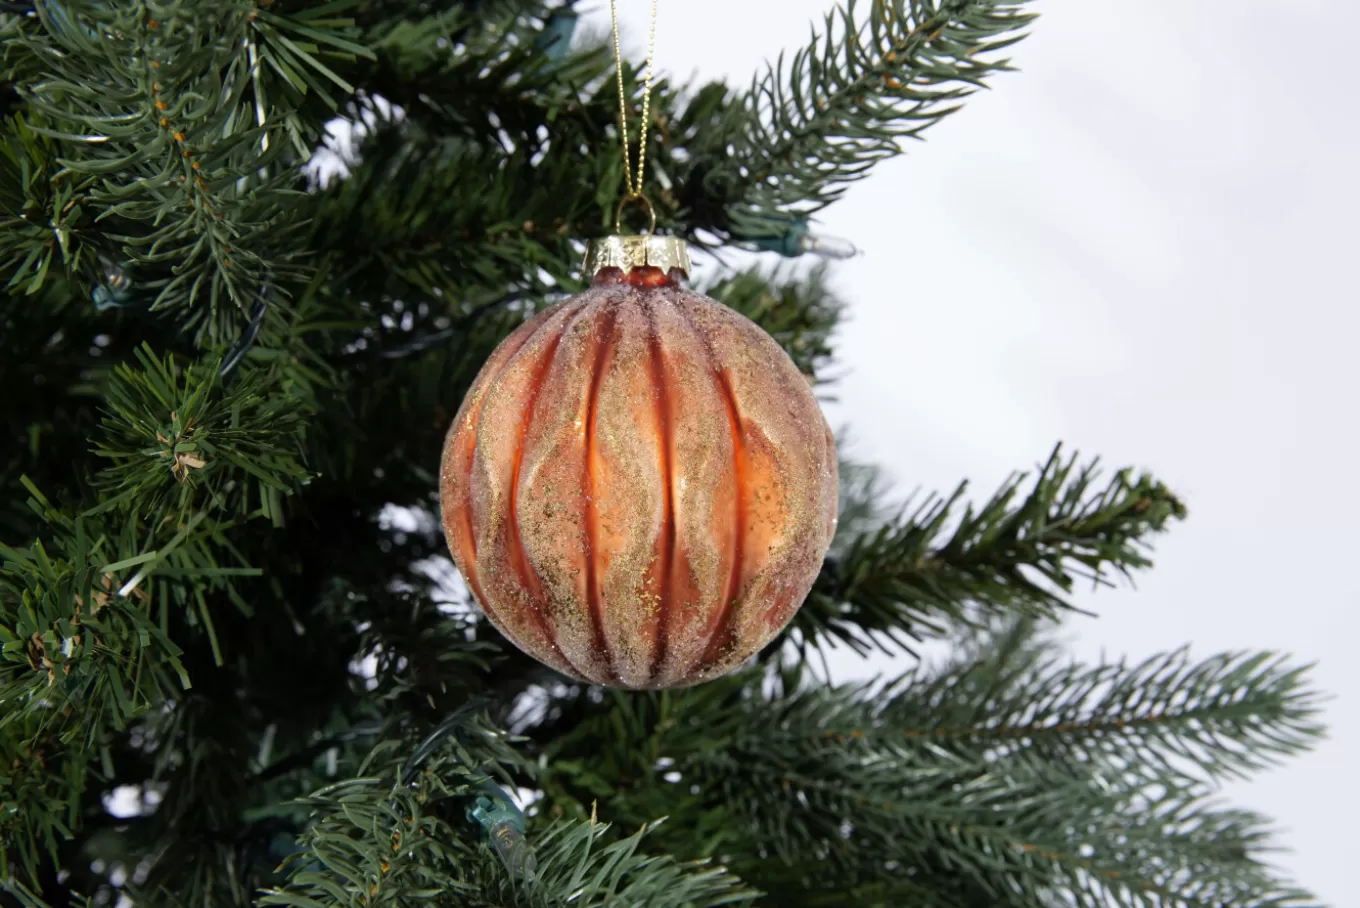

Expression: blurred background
xmin=590 ymin=0 xmax=1357 ymax=903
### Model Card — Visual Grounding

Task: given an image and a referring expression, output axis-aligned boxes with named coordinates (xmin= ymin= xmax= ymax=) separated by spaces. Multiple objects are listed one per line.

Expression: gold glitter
xmin=439 ymin=273 xmax=838 ymax=689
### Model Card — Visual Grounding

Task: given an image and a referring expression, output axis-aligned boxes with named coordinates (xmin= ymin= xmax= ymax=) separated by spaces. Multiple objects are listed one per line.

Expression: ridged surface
xmin=440 ymin=278 xmax=839 ymax=689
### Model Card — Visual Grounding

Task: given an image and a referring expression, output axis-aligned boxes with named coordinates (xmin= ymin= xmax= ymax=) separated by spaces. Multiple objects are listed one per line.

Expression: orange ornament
xmin=439 ymin=236 xmax=837 ymax=689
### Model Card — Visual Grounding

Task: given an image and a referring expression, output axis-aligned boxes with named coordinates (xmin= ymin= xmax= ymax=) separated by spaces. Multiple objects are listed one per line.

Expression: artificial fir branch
xmin=885 ymin=639 xmax=1324 ymax=783
xmin=0 ymin=491 xmax=208 ymax=746
xmin=259 ymin=733 xmax=757 ymax=908
xmin=0 ymin=1 xmax=327 ymax=342
xmin=92 ymin=345 xmax=313 ymax=521
xmin=304 ymin=121 xmax=597 ymax=306
xmin=0 ymin=715 xmax=87 ymax=897
xmin=723 ymin=0 xmax=1036 ymax=235
xmin=354 ymin=0 xmax=609 ymax=144
xmin=0 ymin=115 xmax=102 ymax=296
xmin=788 ymin=445 xmax=1187 ymax=657
xmin=540 ymin=626 xmax=1320 ymax=907
xmin=2 ymin=0 xmax=1033 ymax=320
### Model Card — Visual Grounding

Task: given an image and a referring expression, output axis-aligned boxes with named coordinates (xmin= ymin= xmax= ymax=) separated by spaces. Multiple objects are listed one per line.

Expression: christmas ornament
xmin=439 ymin=236 xmax=838 ymax=689
xmin=438 ymin=0 xmax=838 ymax=689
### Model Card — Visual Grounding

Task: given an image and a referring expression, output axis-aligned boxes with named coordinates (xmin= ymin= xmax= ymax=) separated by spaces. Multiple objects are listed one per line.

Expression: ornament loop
xmin=614 ymin=192 xmax=657 ymax=236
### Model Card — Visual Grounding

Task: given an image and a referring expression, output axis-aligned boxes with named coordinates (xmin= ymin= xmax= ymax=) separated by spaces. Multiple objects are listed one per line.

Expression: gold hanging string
xmin=610 ymin=0 xmax=660 ymax=234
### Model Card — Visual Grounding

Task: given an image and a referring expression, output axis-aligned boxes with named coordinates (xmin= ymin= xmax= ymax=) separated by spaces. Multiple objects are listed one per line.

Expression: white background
xmin=592 ymin=0 xmax=1357 ymax=903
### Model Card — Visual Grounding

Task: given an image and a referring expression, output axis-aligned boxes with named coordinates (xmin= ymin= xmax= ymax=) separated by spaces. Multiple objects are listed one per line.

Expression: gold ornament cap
xmin=583 ymin=235 xmax=691 ymax=279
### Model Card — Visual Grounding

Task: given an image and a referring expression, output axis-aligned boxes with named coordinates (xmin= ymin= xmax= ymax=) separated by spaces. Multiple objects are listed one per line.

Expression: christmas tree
xmin=0 ymin=1 xmax=1327 ymax=906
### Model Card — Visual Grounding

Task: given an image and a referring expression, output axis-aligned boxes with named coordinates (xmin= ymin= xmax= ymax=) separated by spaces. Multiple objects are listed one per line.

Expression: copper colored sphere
xmin=439 ymin=261 xmax=838 ymax=689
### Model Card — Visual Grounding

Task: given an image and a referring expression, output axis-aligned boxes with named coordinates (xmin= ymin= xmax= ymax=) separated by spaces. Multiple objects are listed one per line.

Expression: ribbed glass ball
xmin=440 ymin=260 xmax=838 ymax=689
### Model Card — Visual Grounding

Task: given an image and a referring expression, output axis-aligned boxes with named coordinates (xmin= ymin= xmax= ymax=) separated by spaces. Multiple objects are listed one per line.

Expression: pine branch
xmin=885 ymin=623 xmax=1325 ymax=784
xmin=0 ymin=1 xmax=368 ymax=342
xmin=719 ymin=0 xmax=1036 ymax=235
xmin=91 ymin=344 xmax=312 ymax=522
xmin=1 ymin=294 xmax=333 ymax=766
xmin=0 ymin=716 xmax=88 ymax=896
xmin=0 ymin=487 xmax=260 ymax=888
xmin=0 ymin=114 xmax=102 ymax=297
xmin=90 ymin=591 xmax=524 ymax=904
xmin=260 ymin=735 xmax=757 ymax=908
xmin=515 ymin=818 xmax=758 ymax=908
xmin=1 ymin=492 xmax=198 ymax=744
xmin=298 ymin=1 xmax=617 ymax=298
xmin=305 ymin=120 xmax=599 ymax=306
xmin=539 ymin=634 xmax=1323 ymax=907
xmin=0 ymin=435 xmax=321 ymax=755
xmin=353 ymin=0 xmax=608 ymax=143
xmin=787 ymin=444 xmax=1187 ymax=658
